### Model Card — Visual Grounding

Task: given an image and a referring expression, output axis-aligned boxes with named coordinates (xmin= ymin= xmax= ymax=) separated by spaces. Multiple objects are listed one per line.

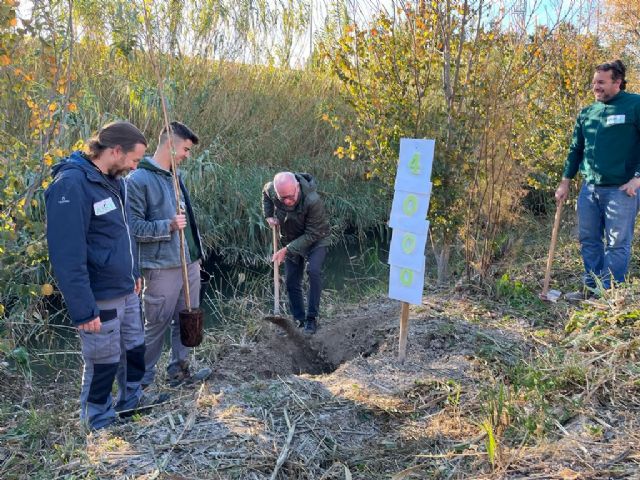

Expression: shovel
xmin=539 ymin=201 xmax=563 ymax=302
xmin=146 ymin=41 xmax=203 ymax=347
xmin=264 ymin=224 xmax=289 ymax=328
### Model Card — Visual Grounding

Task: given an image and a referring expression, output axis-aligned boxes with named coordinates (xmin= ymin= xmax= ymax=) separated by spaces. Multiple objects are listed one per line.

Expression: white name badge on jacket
xmin=94 ymin=197 xmax=117 ymax=216
xmin=606 ymin=114 xmax=626 ymax=125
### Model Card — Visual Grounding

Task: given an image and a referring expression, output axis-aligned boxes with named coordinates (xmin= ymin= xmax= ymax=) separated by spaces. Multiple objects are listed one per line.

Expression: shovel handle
xmin=542 ymin=202 xmax=563 ymax=296
xmin=272 ymin=225 xmax=280 ymax=315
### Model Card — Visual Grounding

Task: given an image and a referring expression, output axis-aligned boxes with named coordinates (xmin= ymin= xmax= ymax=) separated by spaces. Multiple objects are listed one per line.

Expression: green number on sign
xmin=402 ymin=194 xmax=418 ymax=216
xmin=400 ymin=268 xmax=414 ymax=286
xmin=409 ymin=152 xmax=421 ymax=175
xmin=402 ymin=233 xmax=416 ymax=254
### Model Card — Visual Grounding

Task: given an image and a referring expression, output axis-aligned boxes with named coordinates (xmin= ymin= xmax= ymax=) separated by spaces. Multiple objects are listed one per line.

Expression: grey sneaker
xmin=169 ymin=366 xmax=212 ymax=387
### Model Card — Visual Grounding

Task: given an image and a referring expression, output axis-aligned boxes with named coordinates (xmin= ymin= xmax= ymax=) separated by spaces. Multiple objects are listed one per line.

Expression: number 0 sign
xmin=388 ymin=225 xmax=429 ymax=270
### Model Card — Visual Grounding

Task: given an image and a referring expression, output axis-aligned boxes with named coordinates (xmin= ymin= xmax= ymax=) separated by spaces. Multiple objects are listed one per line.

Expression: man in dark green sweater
xmin=555 ymin=60 xmax=640 ymax=299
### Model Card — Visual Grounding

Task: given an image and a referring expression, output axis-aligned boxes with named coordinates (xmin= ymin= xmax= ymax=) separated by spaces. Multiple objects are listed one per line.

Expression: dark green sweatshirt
xmin=563 ymin=90 xmax=640 ymax=185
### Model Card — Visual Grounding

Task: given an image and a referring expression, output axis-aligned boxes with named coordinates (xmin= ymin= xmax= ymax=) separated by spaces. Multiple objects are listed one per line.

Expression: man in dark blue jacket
xmin=45 ymin=121 xmax=150 ymax=430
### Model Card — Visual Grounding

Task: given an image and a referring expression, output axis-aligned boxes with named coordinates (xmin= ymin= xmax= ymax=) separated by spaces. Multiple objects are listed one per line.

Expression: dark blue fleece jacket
xmin=45 ymin=151 xmax=138 ymax=325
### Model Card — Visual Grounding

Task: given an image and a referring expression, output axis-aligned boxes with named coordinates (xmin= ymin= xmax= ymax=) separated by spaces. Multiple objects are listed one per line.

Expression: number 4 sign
xmin=394 ymin=139 xmax=434 ymax=194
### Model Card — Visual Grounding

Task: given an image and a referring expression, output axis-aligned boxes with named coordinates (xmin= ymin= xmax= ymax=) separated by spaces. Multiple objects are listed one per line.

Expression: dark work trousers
xmin=284 ymin=245 xmax=327 ymax=322
xmin=78 ymin=292 xmax=145 ymax=430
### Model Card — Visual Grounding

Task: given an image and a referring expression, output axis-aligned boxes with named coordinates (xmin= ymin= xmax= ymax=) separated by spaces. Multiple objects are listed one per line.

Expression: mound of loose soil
xmin=213 ymin=299 xmax=396 ymax=382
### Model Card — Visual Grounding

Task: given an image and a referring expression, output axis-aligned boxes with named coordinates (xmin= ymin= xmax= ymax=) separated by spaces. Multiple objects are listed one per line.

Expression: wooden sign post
xmin=388 ymin=139 xmax=435 ymax=363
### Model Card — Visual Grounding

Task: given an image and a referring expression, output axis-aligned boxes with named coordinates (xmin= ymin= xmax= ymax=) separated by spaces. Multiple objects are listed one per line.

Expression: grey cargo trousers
xmin=78 ymin=292 xmax=145 ymax=429
xmin=141 ymin=261 xmax=201 ymax=386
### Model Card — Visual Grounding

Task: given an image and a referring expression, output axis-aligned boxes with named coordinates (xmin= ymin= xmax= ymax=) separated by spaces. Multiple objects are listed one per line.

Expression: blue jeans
xmin=284 ymin=245 xmax=327 ymax=321
xmin=577 ymin=183 xmax=639 ymax=289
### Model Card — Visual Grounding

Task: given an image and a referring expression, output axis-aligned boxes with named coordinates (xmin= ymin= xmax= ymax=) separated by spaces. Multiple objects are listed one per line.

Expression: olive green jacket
xmin=262 ymin=173 xmax=331 ymax=257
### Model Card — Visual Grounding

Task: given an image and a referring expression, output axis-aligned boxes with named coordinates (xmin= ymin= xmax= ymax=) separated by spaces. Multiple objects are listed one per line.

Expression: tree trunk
xmin=434 ymin=242 xmax=451 ymax=284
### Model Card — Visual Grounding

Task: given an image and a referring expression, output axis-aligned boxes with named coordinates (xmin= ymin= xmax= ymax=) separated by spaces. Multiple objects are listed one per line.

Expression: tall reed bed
xmin=1 ymin=40 xmax=388 ymax=343
xmin=183 ymin=152 xmax=389 ymax=265
xmin=67 ymin=44 xmax=349 ymax=162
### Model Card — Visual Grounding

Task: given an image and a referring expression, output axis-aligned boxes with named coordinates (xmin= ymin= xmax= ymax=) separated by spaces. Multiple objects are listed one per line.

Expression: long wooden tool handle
xmin=542 ymin=202 xmax=564 ymax=295
xmin=273 ymin=225 xmax=280 ymax=315
xmin=176 ymin=184 xmax=191 ymax=312
xmin=140 ymin=2 xmax=191 ymax=312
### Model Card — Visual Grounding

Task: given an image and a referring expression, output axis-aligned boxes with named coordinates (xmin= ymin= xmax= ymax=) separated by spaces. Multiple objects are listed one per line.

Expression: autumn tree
xmin=318 ymin=0 xmax=610 ymax=282
xmin=602 ymin=0 xmax=640 ymax=63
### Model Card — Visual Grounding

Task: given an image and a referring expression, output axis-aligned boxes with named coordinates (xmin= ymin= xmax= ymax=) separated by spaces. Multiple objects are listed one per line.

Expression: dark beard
xmin=107 ymin=167 xmax=130 ymax=178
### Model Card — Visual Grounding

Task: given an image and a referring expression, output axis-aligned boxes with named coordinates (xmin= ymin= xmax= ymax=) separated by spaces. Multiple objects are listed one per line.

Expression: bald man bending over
xmin=262 ymin=172 xmax=331 ymax=334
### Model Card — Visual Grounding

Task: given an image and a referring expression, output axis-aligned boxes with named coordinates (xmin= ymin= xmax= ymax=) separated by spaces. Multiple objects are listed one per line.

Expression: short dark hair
xmin=159 ymin=121 xmax=199 ymax=146
xmin=86 ymin=121 xmax=147 ymax=159
xmin=596 ymin=60 xmax=627 ymax=90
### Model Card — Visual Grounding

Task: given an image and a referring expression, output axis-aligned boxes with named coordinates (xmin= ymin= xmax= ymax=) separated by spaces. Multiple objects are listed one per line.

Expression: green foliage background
xmin=0 ymin=0 xmax=638 ymax=345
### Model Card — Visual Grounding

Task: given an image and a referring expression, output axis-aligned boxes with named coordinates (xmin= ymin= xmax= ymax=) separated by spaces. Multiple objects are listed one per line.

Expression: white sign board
xmin=394 ymin=139 xmax=435 ymax=193
xmin=388 ymin=265 xmax=426 ymax=305
xmin=387 ymin=138 xmax=434 ymax=306
xmin=388 ymin=225 xmax=429 ymax=270
xmin=388 ymin=189 xmax=431 ymax=232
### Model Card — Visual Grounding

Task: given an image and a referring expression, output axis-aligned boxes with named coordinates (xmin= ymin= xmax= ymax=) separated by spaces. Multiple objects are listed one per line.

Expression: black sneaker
xmin=169 ymin=366 xmax=212 ymax=387
xmin=187 ymin=367 xmax=213 ymax=385
xmin=116 ymin=392 xmax=170 ymax=418
xmin=295 ymin=318 xmax=305 ymax=328
xmin=304 ymin=317 xmax=317 ymax=334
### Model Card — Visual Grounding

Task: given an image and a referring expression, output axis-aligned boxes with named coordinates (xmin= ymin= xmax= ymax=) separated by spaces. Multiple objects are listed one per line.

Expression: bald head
xmin=274 ymin=172 xmax=296 ymax=190
xmin=273 ymin=172 xmax=300 ymax=206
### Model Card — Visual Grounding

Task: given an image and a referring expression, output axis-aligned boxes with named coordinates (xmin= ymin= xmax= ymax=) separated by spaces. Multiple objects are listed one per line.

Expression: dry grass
xmin=4 ymin=216 xmax=640 ymax=478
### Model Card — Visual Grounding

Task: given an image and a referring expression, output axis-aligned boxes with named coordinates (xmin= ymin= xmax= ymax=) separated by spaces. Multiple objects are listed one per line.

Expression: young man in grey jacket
xmin=126 ymin=122 xmax=210 ymax=388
